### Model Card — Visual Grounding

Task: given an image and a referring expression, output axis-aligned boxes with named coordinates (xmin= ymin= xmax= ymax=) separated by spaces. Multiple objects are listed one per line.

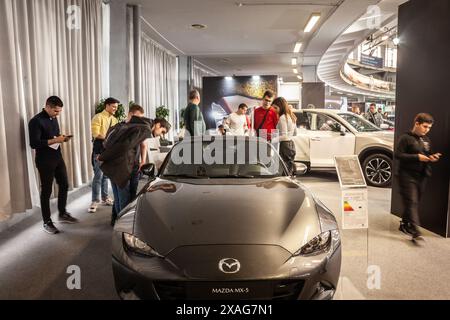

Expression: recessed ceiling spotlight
xmin=381 ymin=35 xmax=389 ymax=41
xmin=393 ymin=37 xmax=400 ymax=45
xmin=221 ymin=58 xmax=231 ymax=63
xmin=291 ymin=58 xmax=297 ymax=66
xmin=293 ymin=42 xmax=302 ymax=53
xmin=304 ymin=13 xmax=321 ymax=33
xmin=225 ymin=76 xmax=233 ymax=80
xmin=252 ymin=75 xmax=260 ymax=80
xmin=191 ymin=24 xmax=207 ymax=30
xmin=293 ymin=68 xmax=298 ymax=74
xmin=236 ymin=2 xmax=243 ymax=7
xmin=297 ymin=75 xmax=303 ymax=80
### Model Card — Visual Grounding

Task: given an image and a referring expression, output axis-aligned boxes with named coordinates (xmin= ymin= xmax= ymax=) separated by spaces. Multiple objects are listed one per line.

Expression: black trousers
xmin=36 ymin=156 xmax=69 ymax=224
xmin=280 ymin=140 xmax=296 ymax=175
xmin=398 ymin=173 xmax=427 ymax=226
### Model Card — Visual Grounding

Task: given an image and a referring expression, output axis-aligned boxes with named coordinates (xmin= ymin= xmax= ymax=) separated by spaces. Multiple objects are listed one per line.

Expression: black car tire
xmin=362 ymin=153 xmax=392 ymax=188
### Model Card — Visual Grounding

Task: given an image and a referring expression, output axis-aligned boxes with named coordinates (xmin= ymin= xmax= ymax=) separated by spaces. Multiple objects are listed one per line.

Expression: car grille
xmin=153 ymin=280 xmax=304 ymax=300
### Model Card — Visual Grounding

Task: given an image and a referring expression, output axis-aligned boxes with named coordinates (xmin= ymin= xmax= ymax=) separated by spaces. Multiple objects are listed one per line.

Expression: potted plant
xmin=155 ymin=105 xmax=172 ymax=146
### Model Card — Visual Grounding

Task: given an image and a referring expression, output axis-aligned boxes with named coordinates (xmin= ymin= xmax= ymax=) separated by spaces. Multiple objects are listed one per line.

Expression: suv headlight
xmin=294 ymin=230 xmax=340 ymax=256
xmin=123 ymin=233 xmax=163 ymax=257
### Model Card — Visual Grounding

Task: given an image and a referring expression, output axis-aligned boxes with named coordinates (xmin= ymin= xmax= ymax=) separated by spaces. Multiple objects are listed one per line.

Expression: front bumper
xmin=112 ymin=233 xmax=341 ymax=300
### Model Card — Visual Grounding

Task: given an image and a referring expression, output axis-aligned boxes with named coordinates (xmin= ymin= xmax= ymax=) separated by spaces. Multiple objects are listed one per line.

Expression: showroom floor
xmin=1 ymin=173 xmax=450 ymax=300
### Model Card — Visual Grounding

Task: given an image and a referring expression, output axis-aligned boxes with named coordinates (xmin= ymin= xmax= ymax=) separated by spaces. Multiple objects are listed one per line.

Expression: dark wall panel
xmin=302 ymin=82 xmax=325 ymax=109
xmin=391 ymin=0 xmax=450 ymax=237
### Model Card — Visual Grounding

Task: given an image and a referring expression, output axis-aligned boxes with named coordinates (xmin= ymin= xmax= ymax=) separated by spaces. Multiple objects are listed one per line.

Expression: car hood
xmin=133 ymin=177 xmax=321 ymax=256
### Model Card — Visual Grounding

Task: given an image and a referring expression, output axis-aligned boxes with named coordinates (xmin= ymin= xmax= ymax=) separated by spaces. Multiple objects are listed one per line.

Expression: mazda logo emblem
xmin=218 ymin=258 xmax=241 ymax=274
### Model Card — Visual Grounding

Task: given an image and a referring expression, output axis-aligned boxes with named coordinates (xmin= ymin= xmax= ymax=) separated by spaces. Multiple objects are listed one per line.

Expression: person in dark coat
xmin=99 ymin=117 xmax=171 ymax=217
xmin=395 ymin=113 xmax=441 ymax=239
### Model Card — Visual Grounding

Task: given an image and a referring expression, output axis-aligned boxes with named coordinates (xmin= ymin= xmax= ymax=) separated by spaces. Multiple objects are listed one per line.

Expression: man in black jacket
xmin=28 ymin=96 xmax=78 ymax=234
xmin=395 ymin=113 xmax=441 ymax=238
xmin=99 ymin=116 xmax=171 ymax=220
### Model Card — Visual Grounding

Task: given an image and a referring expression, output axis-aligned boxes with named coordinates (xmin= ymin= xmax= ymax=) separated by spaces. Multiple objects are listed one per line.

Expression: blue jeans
xmin=129 ymin=165 xmax=142 ymax=200
xmin=111 ymin=182 xmax=130 ymax=214
xmin=92 ymin=153 xmax=109 ymax=202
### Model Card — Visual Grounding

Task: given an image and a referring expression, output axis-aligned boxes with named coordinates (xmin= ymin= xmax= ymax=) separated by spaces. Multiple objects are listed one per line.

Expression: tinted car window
xmin=338 ymin=113 xmax=381 ymax=132
xmin=310 ymin=113 xmax=341 ymax=132
xmin=295 ymin=112 xmax=311 ymax=130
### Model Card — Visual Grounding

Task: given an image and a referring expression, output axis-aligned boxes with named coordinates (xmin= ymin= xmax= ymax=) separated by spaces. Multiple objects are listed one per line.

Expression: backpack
xmin=103 ymin=122 xmax=128 ymax=150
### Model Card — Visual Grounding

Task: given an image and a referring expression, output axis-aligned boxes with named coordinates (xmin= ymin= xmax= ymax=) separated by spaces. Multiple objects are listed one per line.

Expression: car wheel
xmin=362 ymin=153 xmax=392 ymax=188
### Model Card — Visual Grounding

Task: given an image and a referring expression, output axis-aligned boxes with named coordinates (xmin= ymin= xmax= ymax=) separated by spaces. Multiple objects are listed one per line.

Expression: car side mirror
xmin=295 ymin=163 xmax=308 ymax=176
xmin=380 ymin=123 xmax=389 ymax=130
xmin=340 ymin=125 xmax=346 ymax=136
xmin=141 ymin=163 xmax=155 ymax=177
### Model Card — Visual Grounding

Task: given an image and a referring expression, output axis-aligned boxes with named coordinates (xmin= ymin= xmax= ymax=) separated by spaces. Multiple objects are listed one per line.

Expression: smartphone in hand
xmin=64 ymin=135 xmax=74 ymax=142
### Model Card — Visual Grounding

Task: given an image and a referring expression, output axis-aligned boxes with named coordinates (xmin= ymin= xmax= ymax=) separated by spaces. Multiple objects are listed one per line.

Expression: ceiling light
xmin=291 ymin=58 xmax=297 ymax=66
xmin=393 ymin=37 xmax=400 ymax=45
xmin=293 ymin=68 xmax=298 ymax=74
xmin=225 ymin=76 xmax=233 ymax=80
xmin=191 ymin=24 xmax=207 ymax=30
xmin=381 ymin=35 xmax=389 ymax=41
xmin=293 ymin=42 xmax=302 ymax=53
xmin=337 ymin=91 xmax=343 ymax=95
xmin=297 ymin=75 xmax=303 ymax=80
xmin=278 ymin=77 xmax=283 ymax=82
xmin=252 ymin=75 xmax=260 ymax=80
xmin=304 ymin=13 xmax=321 ymax=33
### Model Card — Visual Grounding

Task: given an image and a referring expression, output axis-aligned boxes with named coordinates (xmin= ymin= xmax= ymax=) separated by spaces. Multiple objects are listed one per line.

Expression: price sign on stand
xmin=334 ymin=156 xmax=368 ymax=230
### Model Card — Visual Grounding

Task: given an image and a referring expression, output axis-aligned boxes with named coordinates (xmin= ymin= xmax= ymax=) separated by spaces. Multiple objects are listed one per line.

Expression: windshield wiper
xmin=210 ymin=174 xmax=256 ymax=178
xmin=162 ymin=174 xmax=208 ymax=179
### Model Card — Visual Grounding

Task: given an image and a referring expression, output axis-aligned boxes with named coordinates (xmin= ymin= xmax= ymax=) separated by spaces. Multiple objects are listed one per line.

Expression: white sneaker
xmin=88 ymin=202 xmax=98 ymax=213
xmin=102 ymin=197 xmax=114 ymax=206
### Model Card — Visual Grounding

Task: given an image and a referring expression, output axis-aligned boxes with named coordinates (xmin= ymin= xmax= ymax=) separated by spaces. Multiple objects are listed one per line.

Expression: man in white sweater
xmin=224 ymin=103 xmax=249 ymax=136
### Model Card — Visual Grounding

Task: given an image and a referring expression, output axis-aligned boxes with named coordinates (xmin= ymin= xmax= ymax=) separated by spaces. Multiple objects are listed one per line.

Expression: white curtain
xmin=193 ymin=60 xmax=216 ymax=90
xmin=140 ymin=32 xmax=178 ymax=137
xmin=0 ymin=0 xmax=104 ymax=220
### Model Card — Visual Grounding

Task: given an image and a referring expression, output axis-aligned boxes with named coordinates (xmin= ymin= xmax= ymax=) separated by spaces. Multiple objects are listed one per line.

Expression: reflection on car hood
xmin=133 ymin=177 xmax=321 ymax=255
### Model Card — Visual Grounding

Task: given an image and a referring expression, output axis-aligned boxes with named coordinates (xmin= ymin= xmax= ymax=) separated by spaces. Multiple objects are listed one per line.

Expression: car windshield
xmin=161 ymin=137 xmax=286 ymax=179
xmin=338 ymin=113 xmax=382 ymax=132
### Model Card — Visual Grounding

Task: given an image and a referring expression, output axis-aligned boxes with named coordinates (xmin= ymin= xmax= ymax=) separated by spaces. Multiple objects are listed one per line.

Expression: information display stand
xmin=334 ymin=155 xmax=368 ymax=229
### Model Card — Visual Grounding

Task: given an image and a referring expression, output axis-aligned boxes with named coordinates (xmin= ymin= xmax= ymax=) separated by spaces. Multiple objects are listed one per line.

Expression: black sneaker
xmin=43 ymin=222 xmax=59 ymax=234
xmin=408 ymin=224 xmax=423 ymax=239
xmin=59 ymin=212 xmax=79 ymax=224
xmin=399 ymin=222 xmax=413 ymax=236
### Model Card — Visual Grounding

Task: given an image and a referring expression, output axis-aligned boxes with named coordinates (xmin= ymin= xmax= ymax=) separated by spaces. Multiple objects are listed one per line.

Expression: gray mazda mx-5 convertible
xmin=112 ymin=136 xmax=341 ymax=300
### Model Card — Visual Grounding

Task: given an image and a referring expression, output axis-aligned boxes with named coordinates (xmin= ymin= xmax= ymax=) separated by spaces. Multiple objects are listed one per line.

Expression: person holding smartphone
xmin=28 ymin=96 xmax=78 ymax=234
xmin=395 ymin=113 xmax=442 ymax=239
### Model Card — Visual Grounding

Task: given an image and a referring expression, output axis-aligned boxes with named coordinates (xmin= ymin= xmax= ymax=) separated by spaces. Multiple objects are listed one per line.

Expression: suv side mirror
xmin=141 ymin=163 xmax=155 ymax=177
xmin=340 ymin=125 xmax=346 ymax=136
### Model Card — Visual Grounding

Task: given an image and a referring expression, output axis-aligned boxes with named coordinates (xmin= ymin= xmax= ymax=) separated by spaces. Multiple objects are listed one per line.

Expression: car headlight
xmin=294 ymin=230 xmax=340 ymax=256
xmin=123 ymin=233 xmax=163 ymax=257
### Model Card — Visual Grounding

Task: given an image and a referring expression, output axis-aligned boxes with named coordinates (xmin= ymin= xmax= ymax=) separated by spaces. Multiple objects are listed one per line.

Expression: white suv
xmin=292 ymin=109 xmax=394 ymax=188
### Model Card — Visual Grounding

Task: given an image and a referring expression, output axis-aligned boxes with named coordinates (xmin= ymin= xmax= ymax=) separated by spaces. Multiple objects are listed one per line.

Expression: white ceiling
xmin=136 ymin=0 xmax=386 ymax=80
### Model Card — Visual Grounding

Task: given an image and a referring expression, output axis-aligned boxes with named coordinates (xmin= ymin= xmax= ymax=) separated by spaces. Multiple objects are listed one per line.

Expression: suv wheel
xmin=362 ymin=153 xmax=392 ymax=188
